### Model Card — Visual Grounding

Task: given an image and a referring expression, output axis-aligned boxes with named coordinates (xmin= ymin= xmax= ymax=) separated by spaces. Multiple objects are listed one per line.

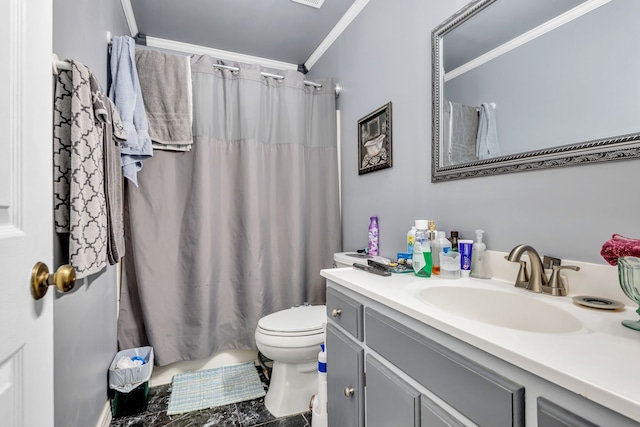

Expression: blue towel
xmin=109 ymin=36 xmax=153 ymax=186
xmin=476 ymin=102 xmax=501 ymax=160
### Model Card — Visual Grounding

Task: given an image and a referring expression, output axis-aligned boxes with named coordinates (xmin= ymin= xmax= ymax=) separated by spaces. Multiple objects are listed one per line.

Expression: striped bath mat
xmin=167 ymin=362 xmax=266 ymax=415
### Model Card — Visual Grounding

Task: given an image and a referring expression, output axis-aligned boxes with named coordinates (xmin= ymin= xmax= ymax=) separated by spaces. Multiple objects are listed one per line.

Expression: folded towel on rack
xmin=54 ymin=61 xmax=110 ymax=278
xmin=135 ymin=49 xmax=193 ymax=150
xmin=600 ymin=234 xmax=640 ymax=266
xmin=103 ymin=97 xmax=128 ymax=264
xmin=476 ymin=102 xmax=501 ymax=160
xmin=109 ymin=35 xmax=153 ymax=186
xmin=444 ymin=101 xmax=478 ymax=165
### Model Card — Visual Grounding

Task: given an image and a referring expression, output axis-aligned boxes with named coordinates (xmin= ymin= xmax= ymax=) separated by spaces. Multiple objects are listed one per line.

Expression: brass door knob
xmin=344 ymin=387 xmax=354 ymax=397
xmin=31 ymin=262 xmax=76 ymax=300
xmin=331 ymin=309 xmax=342 ymax=318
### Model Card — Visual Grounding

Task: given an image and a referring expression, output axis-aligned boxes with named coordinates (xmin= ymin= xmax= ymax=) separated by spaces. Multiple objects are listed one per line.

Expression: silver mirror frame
xmin=431 ymin=0 xmax=640 ymax=182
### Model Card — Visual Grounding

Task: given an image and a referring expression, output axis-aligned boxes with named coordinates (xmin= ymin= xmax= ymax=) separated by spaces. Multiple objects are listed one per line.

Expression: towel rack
xmin=52 ymin=53 xmax=71 ymax=74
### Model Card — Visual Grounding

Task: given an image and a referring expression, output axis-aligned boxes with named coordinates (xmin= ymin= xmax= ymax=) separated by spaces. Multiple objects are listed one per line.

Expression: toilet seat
xmin=257 ymin=305 xmax=326 ymax=337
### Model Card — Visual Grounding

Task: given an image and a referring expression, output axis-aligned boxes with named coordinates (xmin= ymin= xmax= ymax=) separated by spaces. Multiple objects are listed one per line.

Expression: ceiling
xmin=127 ymin=0 xmax=358 ymax=69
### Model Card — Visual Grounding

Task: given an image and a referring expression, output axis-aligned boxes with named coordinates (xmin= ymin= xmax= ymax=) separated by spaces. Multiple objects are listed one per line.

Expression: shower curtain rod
xmin=211 ymin=63 xmax=342 ymax=96
xmin=52 ymin=54 xmax=342 ymax=96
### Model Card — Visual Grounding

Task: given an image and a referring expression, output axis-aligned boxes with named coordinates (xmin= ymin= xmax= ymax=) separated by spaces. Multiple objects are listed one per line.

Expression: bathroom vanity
xmin=321 ymin=267 xmax=640 ymax=427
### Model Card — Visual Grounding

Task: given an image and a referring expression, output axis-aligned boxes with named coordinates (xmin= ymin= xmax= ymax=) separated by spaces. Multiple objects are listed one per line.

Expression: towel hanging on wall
xmin=53 ymin=60 xmax=127 ymax=278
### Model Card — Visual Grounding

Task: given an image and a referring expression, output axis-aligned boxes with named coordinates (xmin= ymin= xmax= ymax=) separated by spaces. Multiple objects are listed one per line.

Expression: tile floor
xmin=109 ymin=364 xmax=311 ymax=427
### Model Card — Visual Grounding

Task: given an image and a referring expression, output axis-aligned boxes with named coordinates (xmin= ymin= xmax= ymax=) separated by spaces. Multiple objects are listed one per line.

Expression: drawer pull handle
xmin=332 ymin=309 xmax=342 ymax=318
xmin=344 ymin=387 xmax=354 ymax=397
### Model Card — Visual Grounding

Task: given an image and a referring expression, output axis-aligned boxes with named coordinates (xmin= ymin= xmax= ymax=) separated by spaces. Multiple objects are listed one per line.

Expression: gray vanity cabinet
xmin=325 ymin=280 xmax=640 ymax=427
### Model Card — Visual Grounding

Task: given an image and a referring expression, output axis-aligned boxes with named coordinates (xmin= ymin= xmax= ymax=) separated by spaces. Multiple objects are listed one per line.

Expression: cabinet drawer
xmin=366 ymin=355 xmax=420 ymax=427
xmin=537 ymin=397 xmax=599 ymax=427
xmin=326 ymin=286 xmax=363 ymax=341
xmin=365 ymin=308 xmax=524 ymax=427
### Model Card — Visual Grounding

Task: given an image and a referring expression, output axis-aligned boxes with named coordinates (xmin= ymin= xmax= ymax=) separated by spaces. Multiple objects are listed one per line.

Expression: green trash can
xmin=108 ymin=346 xmax=154 ymax=418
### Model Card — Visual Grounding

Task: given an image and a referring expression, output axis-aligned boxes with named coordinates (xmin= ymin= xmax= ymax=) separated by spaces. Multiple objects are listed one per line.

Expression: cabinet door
xmin=421 ymin=395 xmax=466 ymax=427
xmin=538 ymin=397 xmax=599 ymax=427
xmin=327 ymin=323 xmax=364 ymax=427
xmin=366 ymin=355 xmax=420 ymax=427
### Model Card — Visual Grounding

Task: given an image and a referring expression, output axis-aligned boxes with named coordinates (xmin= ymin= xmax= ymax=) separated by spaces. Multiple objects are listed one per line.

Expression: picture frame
xmin=358 ymin=102 xmax=392 ymax=175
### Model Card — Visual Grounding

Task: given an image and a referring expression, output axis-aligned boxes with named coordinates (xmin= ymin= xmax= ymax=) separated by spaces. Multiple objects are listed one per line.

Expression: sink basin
xmin=417 ymin=286 xmax=582 ymax=333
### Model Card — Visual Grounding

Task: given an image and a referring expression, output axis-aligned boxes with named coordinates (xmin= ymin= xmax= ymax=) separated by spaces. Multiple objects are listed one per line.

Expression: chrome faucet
xmin=506 ymin=245 xmax=548 ymax=293
xmin=506 ymin=244 xmax=580 ymax=296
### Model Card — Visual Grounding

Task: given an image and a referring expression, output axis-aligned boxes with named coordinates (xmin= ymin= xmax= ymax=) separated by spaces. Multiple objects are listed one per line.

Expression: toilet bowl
xmin=255 ymin=305 xmax=326 ymax=418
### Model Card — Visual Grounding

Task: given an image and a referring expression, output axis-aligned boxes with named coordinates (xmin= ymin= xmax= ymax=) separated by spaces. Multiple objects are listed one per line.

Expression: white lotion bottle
xmin=470 ymin=229 xmax=490 ymax=279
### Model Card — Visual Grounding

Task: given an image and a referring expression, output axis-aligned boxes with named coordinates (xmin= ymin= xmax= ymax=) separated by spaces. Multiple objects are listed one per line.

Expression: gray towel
xmin=476 ymin=102 xmax=501 ymax=160
xmin=444 ymin=101 xmax=479 ymax=165
xmin=104 ymin=98 xmax=127 ymax=264
xmin=135 ymin=49 xmax=193 ymax=147
xmin=54 ymin=61 xmax=108 ymax=278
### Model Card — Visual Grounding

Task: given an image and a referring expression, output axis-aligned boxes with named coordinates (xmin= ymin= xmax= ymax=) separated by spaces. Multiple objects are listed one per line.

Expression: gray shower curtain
xmin=117 ymin=55 xmax=341 ymax=366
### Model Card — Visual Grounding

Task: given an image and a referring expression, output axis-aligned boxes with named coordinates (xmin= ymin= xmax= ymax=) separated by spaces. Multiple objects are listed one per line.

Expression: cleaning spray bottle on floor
xmin=311 ymin=343 xmax=327 ymax=427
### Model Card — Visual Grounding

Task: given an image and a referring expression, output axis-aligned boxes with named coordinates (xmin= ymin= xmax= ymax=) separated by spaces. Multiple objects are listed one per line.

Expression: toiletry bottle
xmin=432 ymin=231 xmax=452 ymax=275
xmin=407 ymin=226 xmax=416 ymax=255
xmin=458 ymin=239 xmax=474 ymax=277
xmin=412 ymin=220 xmax=432 ymax=278
xmin=368 ymin=216 xmax=379 ymax=256
xmin=427 ymin=220 xmax=437 ymax=242
xmin=470 ymin=229 xmax=490 ymax=279
xmin=449 ymin=231 xmax=459 ymax=252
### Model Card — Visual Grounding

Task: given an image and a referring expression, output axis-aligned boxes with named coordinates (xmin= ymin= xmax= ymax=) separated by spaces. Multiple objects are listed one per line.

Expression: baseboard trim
xmin=96 ymin=400 xmax=112 ymax=427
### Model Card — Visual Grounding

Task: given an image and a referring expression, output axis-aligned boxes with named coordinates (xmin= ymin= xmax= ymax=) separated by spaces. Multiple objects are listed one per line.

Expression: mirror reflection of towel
xmin=444 ymin=101 xmax=478 ymax=165
xmin=476 ymin=102 xmax=501 ymax=160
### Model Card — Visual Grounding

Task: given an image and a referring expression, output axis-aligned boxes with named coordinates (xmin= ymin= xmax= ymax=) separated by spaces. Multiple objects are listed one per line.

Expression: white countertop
xmin=321 ymin=266 xmax=640 ymax=422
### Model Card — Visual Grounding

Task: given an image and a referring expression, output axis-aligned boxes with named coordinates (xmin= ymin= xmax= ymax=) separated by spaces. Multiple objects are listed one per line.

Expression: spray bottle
xmin=311 ymin=343 xmax=327 ymax=427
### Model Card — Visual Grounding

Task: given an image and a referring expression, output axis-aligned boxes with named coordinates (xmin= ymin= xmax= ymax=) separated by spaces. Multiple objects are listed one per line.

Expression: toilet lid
xmin=258 ymin=305 xmax=326 ymax=334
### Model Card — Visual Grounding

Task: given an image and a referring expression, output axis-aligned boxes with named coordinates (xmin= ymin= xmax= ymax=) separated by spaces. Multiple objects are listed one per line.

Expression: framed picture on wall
xmin=358 ymin=102 xmax=392 ymax=175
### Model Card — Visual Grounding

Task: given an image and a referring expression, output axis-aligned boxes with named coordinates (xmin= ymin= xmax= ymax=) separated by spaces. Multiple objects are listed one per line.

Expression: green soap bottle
xmin=412 ymin=220 xmax=432 ymax=278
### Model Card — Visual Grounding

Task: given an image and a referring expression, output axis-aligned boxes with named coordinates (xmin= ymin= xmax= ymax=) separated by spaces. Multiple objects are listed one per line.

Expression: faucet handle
xmin=515 ymin=260 xmax=530 ymax=288
xmin=546 ymin=265 xmax=580 ymax=296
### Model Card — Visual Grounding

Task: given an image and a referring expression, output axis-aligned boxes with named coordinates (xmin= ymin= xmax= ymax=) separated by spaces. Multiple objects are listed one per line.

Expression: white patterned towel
xmin=53 ymin=61 xmax=113 ymax=278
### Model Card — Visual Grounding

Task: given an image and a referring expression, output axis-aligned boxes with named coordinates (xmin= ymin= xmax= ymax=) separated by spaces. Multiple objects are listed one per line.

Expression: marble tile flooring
xmin=110 ymin=364 xmax=311 ymax=427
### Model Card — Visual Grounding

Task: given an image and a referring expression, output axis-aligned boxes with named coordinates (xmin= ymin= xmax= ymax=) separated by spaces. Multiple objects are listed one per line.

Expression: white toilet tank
xmin=333 ymin=252 xmax=370 ymax=268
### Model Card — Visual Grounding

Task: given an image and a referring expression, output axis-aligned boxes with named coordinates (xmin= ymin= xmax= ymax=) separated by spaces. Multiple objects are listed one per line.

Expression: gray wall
xmin=52 ymin=1 xmax=129 ymax=426
xmin=308 ymin=0 xmax=640 ymax=266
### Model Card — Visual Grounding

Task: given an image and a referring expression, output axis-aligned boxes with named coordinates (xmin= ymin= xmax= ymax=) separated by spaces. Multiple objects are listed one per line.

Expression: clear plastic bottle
xmin=470 ymin=229 xmax=490 ymax=279
xmin=407 ymin=226 xmax=416 ymax=255
xmin=368 ymin=216 xmax=379 ymax=256
xmin=412 ymin=220 xmax=432 ymax=278
xmin=432 ymin=231 xmax=452 ymax=275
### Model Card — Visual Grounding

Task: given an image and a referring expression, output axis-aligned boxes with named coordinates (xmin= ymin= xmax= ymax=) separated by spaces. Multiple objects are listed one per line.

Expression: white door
xmin=0 ymin=0 xmax=55 ymax=426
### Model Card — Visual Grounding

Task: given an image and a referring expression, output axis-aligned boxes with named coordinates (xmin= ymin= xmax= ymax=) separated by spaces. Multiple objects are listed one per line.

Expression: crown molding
xmin=305 ymin=0 xmax=370 ymax=70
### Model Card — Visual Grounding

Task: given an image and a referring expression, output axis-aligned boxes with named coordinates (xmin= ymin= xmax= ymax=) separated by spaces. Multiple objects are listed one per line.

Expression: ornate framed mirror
xmin=432 ymin=0 xmax=640 ymax=182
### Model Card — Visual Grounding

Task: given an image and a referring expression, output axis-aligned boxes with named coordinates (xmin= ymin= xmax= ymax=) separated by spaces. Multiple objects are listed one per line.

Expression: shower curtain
xmin=117 ymin=55 xmax=341 ymax=366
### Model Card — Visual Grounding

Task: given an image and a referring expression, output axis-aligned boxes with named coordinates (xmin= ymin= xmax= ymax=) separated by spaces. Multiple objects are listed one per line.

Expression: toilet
xmin=255 ymin=304 xmax=326 ymax=417
xmin=254 ymin=253 xmax=363 ymax=417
